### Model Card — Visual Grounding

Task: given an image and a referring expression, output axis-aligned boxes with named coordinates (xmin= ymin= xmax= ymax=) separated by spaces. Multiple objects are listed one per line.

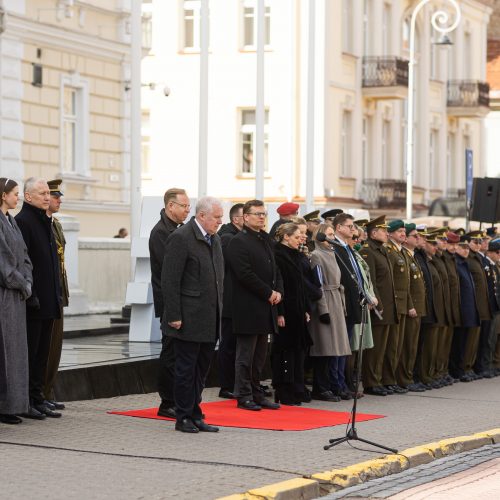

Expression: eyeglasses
xmin=172 ymin=201 xmax=191 ymax=210
xmin=352 ymin=235 xmax=359 ymax=241
xmin=247 ymin=212 xmax=267 ymax=217
xmin=341 ymin=224 xmax=355 ymax=230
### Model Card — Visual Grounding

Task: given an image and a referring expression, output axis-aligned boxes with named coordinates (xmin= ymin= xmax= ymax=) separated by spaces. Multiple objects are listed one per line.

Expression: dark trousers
xmin=449 ymin=327 xmax=469 ymax=378
xmin=382 ymin=314 xmax=405 ymax=386
xmin=271 ymin=347 xmax=305 ymax=402
xmin=474 ymin=320 xmax=492 ymax=374
xmin=158 ymin=333 xmax=175 ymax=408
xmin=26 ymin=318 xmax=54 ymax=405
xmin=362 ymin=324 xmax=390 ymax=389
xmin=44 ymin=311 xmax=64 ymax=400
xmin=218 ymin=318 xmax=236 ymax=391
xmin=464 ymin=326 xmax=481 ymax=373
xmin=234 ymin=334 xmax=268 ymax=404
xmin=330 ymin=323 xmax=354 ymax=392
xmin=173 ymin=339 xmax=214 ymax=422
xmin=417 ymin=324 xmax=438 ymax=384
xmin=312 ymin=356 xmax=331 ymax=394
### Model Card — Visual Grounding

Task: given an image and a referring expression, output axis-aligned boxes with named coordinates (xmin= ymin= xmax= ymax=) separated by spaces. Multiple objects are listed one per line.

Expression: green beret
xmin=387 ymin=219 xmax=405 ymax=233
xmin=405 ymin=223 xmax=416 ymax=235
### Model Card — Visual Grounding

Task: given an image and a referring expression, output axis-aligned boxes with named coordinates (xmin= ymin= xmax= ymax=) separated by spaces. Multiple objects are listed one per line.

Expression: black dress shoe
xmin=365 ymin=387 xmax=388 ymax=396
xmin=34 ymin=403 xmax=62 ymax=418
xmin=218 ymin=389 xmax=236 ymax=399
xmin=237 ymin=400 xmax=262 ymax=411
xmin=193 ymin=419 xmax=219 ymax=432
xmin=21 ymin=406 xmax=46 ymax=420
xmin=406 ymin=383 xmax=425 ymax=392
xmin=392 ymin=385 xmax=408 ymax=394
xmin=0 ymin=414 xmax=22 ymax=424
xmin=45 ymin=400 xmax=65 ymax=410
xmin=335 ymin=390 xmax=353 ymax=400
xmin=311 ymin=391 xmax=340 ymax=402
xmin=157 ymin=406 xmax=176 ymax=419
xmin=175 ymin=418 xmax=199 ymax=433
xmin=258 ymin=399 xmax=280 ymax=410
xmin=383 ymin=385 xmax=394 ymax=395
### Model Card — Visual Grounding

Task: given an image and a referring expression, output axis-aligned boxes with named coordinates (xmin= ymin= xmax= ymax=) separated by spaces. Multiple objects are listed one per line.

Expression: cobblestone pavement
xmin=0 ymin=378 xmax=499 ymax=499
xmin=322 ymin=443 xmax=500 ymax=499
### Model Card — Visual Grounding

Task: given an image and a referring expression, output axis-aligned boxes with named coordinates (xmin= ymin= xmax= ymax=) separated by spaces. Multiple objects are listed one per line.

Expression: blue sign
xmin=465 ymin=149 xmax=473 ymax=209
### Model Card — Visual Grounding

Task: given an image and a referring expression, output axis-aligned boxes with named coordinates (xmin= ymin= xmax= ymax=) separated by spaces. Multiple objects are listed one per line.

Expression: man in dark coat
xmin=161 ymin=197 xmax=224 ymax=433
xmin=149 ymin=188 xmax=190 ymax=419
xmin=226 ymin=199 xmax=284 ymax=411
xmin=16 ymin=177 xmax=61 ymax=419
xmin=217 ymin=203 xmax=244 ymax=399
xmin=359 ymin=215 xmax=397 ymax=396
xmin=485 ymin=239 xmax=500 ymax=376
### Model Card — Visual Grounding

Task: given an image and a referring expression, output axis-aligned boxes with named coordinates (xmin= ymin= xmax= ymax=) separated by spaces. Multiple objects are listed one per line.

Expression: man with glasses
xmin=217 ymin=203 xmax=244 ymax=399
xmin=226 ymin=200 xmax=283 ymax=410
xmin=149 ymin=188 xmax=191 ymax=419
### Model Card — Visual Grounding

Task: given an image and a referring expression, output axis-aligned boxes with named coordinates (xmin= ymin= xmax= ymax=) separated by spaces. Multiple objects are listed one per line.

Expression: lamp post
xmin=405 ymin=0 xmax=461 ymax=220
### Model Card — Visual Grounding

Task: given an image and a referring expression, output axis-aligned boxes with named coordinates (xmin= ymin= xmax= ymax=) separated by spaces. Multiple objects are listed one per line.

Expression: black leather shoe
xmin=34 ymin=404 xmax=61 ymax=418
xmin=406 ymin=383 xmax=425 ymax=393
xmin=193 ymin=419 xmax=219 ymax=432
xmin=175 ymin=418 xmax=199 ymax=433
xmin=311 ymin=391 xmax=340 ymax=402
xmin=258 ymin=399 xmax=280 ymax=410
xmin=365 ymin=387 xmax=388 ymax=396
xmin=383 ymin=385 xmax=394 ymax=395
xmin=45 ymin=400 xmax=65 ymax=410
xmin=0 ymin=414 xmax=22 ymax=424
xmin=237 ymin=400 xmax=262 ymax=411
xmin=157 ymin=406 xmax=176 ymax=419
xmin=21 ymin=406 xmax=46 ymax=420
xmin=335 ymin=390 xmax=353 ymax=400
xmin=392 ymin=385 xmax=408 ymax=394
xmin=218 ymin=389 xmax=236 ymax=399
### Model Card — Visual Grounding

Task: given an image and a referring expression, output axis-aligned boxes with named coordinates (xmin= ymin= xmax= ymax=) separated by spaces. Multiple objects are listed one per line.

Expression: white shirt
xmin=194 ymin=217 xmax=208 ymax=238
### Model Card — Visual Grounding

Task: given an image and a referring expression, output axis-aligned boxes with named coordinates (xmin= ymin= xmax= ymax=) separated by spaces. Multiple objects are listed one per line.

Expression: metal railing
xmin=447 ymin=80 xmax=490 ymax=108
xmin=362 ymin=57 xmax=409 ymax=88
xmin=361 ymin=179 xmax=407 ymax=209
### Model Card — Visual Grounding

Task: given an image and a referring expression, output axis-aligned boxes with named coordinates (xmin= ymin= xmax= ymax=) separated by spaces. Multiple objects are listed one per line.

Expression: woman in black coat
xmin=272 ymin=223 xmax=312 ymax=405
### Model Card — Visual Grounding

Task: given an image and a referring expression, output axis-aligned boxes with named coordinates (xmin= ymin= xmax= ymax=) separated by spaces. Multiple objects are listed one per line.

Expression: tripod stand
xmin=324 ymin=298 xmax=397 ymax=453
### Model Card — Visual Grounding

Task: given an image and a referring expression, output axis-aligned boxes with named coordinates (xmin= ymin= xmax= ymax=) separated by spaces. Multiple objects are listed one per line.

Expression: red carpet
xmin=109 ymin=400 xmax=384 ymax=431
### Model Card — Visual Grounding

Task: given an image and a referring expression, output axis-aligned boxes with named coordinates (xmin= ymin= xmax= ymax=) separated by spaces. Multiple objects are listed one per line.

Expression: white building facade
xmin=142 ymin=0 xmax=492 ymax=215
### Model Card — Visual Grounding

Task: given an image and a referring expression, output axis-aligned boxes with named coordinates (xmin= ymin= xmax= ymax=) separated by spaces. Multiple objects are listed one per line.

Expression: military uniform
xmin=383 ymin=233 xmax=411 ymax=390
xmin=359 ymin=217 xmax=397 ymax=393
xmin=44 ymin=180 xmax=69 ymax=402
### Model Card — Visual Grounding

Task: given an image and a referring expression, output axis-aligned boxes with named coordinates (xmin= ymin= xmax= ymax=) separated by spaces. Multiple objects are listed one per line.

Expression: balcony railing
xmin=361 ymin=179 xmax=407 ymax=209
xmin=362 ymin=57 xmax=409 ymax=88
xmin=447 ymin=80 xmax=490 ymax=108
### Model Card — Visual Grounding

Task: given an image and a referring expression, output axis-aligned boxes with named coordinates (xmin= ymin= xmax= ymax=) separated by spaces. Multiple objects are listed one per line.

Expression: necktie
xmin=204 ymin=234 xmax=212 ymax=246
xmin=347 ymin=247 xmax=364 ymax=291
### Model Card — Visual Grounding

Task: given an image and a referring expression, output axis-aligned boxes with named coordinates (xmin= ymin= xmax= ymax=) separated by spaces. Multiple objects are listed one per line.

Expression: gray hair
xmin=195 ymin=196 xmax=222 ymax=215
xmin=24 ymin=177 xmax=48 ymax=194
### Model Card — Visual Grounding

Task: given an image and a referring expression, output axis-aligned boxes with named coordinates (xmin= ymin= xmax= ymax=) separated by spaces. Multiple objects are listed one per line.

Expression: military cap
xmin=430 ymin=228 xmax=448 ymax=240
xmin=277 ymin=202 xmax=299 ymax=216
xmin=460 ymin=234 xmax=471 ymax=243
xmin=416 ymin=224 xmax=428 ymax=235
xmin=321 ymin=208 xmax=343 ymax=220
xmin=446 ymin=231 xmax=460 ymax=244
xmin=486 ymin=227 xmax=498 ymax=237
xmin=405 ymin=223 xmax=416 ymax=235
xmin=355 ymin=219 xmax=368 ymax=229
xmin=47 ymin=178 xmax=63 ymax=197
xmin=425 ymin=234 xmax=438 ymax=244
xmin=488 ymin=239 xmax=500 ymax=252
xmin=466 ymin=230 xmax=486 ymax=240
xmin=303 ymin=210 xmax=321 ymax=223
xmin=387 ymin=219 xmax=405 ymax=232
xmin=366 ymin=215 xmax=388 ymax=232
xmin=454 ymin=228 xmax=466 ymax=236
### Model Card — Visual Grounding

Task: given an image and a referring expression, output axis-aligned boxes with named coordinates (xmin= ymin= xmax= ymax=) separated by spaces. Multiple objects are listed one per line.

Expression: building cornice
xmin=5 ymin=13 xmax=131 ymax=61
xmin=63 ymin=200 xmax=131 ymax=213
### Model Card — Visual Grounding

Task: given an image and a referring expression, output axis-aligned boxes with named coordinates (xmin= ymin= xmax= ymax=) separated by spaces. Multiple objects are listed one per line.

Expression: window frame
xmin=181 ymin=0 xmax=202 ymax=52
xmin=240 ymin=0 xmax=271 ymax=51
xmin=238 ymin=107 xmax=270 ymax=177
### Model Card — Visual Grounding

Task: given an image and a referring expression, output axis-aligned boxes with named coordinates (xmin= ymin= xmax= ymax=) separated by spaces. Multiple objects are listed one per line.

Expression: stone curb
xmin=216 ymin=428 xmax=500 ymax=499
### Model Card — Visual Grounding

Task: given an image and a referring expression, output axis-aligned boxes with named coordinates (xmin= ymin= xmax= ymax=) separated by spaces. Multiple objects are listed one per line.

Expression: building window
xmin=429 ymin=129 xmax=439 ymax=189
xmin=142 ymin=1 xmax=153 ymax=49
xmin=381 ymin=120 xmax=390 ymax=178
xmin=239 ymin=108 xmax=269 ymax=175
xmin=382 ymin=2 xmax=391 ymax=56
xmin=341 ymin=110 xmax=352 ymax=177
xmin=242 ymin=0 xmax=271 ymax=49
xmin=342 ymin=0 xmax=353 ymax=53
xmin=141 ymin=111 xmax=151 ymax=177
xmin=60 ymin=73 xmax=89 ymax=176
xmin=183 ymin=0 xmax=202 ymax=50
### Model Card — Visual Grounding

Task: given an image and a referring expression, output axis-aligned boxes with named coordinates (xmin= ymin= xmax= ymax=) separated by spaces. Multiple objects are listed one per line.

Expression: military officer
xmin=397 ymin=223 xmax=426 ymax=392
xmin=43 ymin=179 xmax=68 ymax=410
xmin=303 ymin=210 xmax=321 ymax=252
xmin=359 ymin=216 xmax=397 ymax=396
xmin=321 ymin=208 xmax=343 ymax=223
xmin=382 ymin=220 xmax=412 ymax=394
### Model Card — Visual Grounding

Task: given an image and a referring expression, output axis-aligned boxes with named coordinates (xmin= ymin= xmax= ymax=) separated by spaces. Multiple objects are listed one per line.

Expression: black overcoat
xmin=455 ymin=254 xmax=480 ymax=328
xmin=15 ymin=201 xmax=61 ymax=320
xmin=467 ymin=250 xmax=492 ymax=321
xmin=149 ymin=209 xmax=179 ymax=318
xmin=161 ymin=218 xmax=223 ymax=343
xmin=226 ymin=227 xmax=284 ymax=335
xmin=218 ymin=222 xmax=240 ymax=318
xmin=274 ymin=243 xmax=312 ymax=350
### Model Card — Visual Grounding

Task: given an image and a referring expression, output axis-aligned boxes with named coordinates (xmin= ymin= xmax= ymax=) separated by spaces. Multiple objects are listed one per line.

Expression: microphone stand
xmin=323 ymin=240 xmax=397 ymax=454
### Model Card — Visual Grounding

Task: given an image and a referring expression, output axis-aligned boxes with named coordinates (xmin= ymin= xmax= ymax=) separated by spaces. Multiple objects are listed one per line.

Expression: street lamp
xmin=405 ymin=0 xmax=461 ymax=220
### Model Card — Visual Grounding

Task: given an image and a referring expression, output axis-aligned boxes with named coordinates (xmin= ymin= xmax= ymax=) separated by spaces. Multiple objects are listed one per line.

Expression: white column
xmin=255 ymin=0 xmax=265 ymax=200
xmin=305 ymin=0 xmax=315 ymax=211
xmin=198 ymin=0 xmax=209 ymax=197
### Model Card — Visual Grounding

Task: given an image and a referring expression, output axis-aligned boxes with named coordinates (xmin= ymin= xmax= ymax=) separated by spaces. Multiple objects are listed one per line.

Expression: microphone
xmin=316 ymin=232 xmax=342 ymax=246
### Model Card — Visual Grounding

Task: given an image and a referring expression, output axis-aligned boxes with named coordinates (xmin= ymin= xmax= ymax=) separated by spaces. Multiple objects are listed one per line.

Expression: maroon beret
xmin=277 ymin=202 xmax=300 ymax=216
xmin=446 ymin=231 xmax=460 ymax=244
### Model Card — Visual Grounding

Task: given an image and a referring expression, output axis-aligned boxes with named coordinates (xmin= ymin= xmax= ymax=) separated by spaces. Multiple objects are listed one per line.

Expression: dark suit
xmin=226 ymin=227 xmax=283 ymax=403
xmin=161 ymin=218 xmax=223 ymax=422
xmin=149 ymin=209 xmax=181 ymax=410
xmin=16 ymin=201 xmax=61 ymax=406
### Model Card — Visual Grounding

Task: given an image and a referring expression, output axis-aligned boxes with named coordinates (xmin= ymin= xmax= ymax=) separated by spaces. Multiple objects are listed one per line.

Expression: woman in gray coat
xmin=0 ymin=178 xmax=32 ymax=424
xmin=309 ymin=224 xmax=351 ymax=401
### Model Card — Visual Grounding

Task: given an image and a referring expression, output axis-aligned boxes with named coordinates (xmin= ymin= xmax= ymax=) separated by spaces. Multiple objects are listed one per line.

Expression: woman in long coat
xmin=309 ymin=223 xmax=351 ymax=401
xmin=0 ymin=178 xmax=32 ymax=424
xmin=272 ymin=223 xmax=312 ymax=405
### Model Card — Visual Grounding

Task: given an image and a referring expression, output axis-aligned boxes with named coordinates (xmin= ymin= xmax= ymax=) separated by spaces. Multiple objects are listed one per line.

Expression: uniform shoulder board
xmin=362 ymin=243 xmax=369 ymax=248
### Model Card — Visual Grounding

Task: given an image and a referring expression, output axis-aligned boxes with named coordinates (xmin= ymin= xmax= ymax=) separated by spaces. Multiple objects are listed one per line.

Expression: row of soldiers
xmin=354 ymin=217 xmax=499 ymax=395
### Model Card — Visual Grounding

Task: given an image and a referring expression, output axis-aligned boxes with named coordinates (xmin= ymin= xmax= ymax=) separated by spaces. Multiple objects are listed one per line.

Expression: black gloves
xmin=319 ymin=313 xmax=331 ymax=324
